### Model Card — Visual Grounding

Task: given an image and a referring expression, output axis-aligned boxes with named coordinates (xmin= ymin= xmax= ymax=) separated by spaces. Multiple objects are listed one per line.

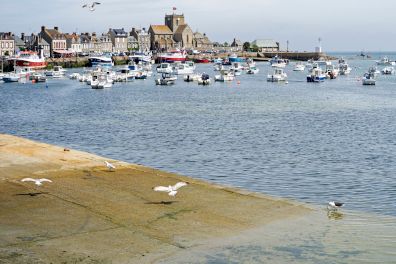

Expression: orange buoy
xmin=32 ymin=79 xmax=36 ymax=84
xmin=237 ymin=80 xmax=241 ymax=85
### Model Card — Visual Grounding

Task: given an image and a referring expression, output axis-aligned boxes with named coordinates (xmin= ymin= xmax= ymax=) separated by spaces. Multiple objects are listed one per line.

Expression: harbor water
xmin=1 ymin=52 xmax=396 ymax=262
xmin=1 ymin=53 xmax=396 ymax=217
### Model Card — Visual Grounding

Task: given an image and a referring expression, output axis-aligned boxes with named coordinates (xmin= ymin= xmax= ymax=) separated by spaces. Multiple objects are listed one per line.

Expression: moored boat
xmin=155 ymin=72 xmax=177 ymax=85
xmin=88 ymin=55 xmax=114 ymax=67
xmin=381 ymin=67 xmax=394 ymax=75
xmin=293 ymin=62 xmax=305 ymax=71
xmin=267 ymin=68 xmax=287 ymax=82
xmin=157 ymin=49 xmax=186 ymax=63
xmin=307 ymin=67 xmax=326 ymax=82
xmin=214 ymin=70 xmax=235 ymax=82
xmin=362 ymin=72 xmax=376 ymax=85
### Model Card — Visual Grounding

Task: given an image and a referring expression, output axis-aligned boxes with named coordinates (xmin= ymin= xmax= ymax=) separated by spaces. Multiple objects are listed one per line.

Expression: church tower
xmin=165 ymin=13 xmax=185 ymax=33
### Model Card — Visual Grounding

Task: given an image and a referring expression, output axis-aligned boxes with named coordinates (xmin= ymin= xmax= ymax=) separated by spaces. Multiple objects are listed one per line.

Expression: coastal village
xmin=0 ymin=11 xmax=280 ymax=60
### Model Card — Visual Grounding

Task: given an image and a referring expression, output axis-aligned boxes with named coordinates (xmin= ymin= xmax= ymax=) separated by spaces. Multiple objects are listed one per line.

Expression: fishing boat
xmin=197 ymin=73 xmax=211 ymax=85
xmin=369 ymin=67 xmax=380 ymax=77
xmin=157 ymin=49 xmax=186 ymax=63
xmin=29 ymin=73 xmax=46 ymax=83
xmin=362 ymin=72 xmax=376 ymax=85
xmin=269 ymin=55 xmax=288 ymax=68
xmin=12 ymin=51 xmax=47 ymax=69
xmin=267 ymin=68 xmax=287 ymax=82
xmin=213 ymin=63 xmax=224 ymax=71
xmin=376 ymin=57 xmax=395 ymax=66
xmin=307 ymin=67 xmax=326 ymax=82
xmin=325 ymin=65 xmax=339 ymax=79
xmin=184 ymin=73 xmax=201 ymax=82
xmin=338 ymin=58 xmax=352 ymax=75
xmin=155 ymin=72 xmax=177 ymax=85
xmin=174 ymin=63 xmax=194 ymax=75
xmin=214 ymin=70 xmax=235 ymax=82
xmin=293 ymin=62 xmax=305 ymax=71
xmin=156 ymin=63 xmax=173 ymax=74
xmin=228 ymin=53 xmax=245 ymax=63
xmin=194 ymin=58 xmax=211 ymax=63
xmin=45 ymin=66 xmax=66 ymax=78
xmin=88 ymin=55 xmax=114 ymax=67
xmin=246 ymin=65 xmax=259 ymax=74
xmin=2 ymin=73 xmax=20 ymax=83
xmin=381 ymin=67 xmax=394 ymax=75
xmin=96 ymin=73 xmax=113 ymax=89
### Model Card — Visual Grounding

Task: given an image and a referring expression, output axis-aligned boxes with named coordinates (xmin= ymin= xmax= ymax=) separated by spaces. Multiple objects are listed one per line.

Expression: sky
xmin=1 ymin=0 xmax=396 ymax=52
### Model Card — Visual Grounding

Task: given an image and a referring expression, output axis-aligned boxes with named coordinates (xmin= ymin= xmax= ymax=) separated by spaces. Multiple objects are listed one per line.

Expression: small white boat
xmin=174 ymin=63 xmax=194 ymax=75
xmin=369 ymin=67 xmax=380 ymax=77
xmin=94 ymin=73 xmax=113 ymax=89
xmin=69 ymin=73 xmax=81 ymax=79
xmin=293 ymin=62 xmax=305 ymax=71
xmin=214 ymin=70 xmax=235 ymax=82
xmin=325 ymin=65 xmax=339 ymax=79
xmin=45 ymin=66 xmax=66 ymax=78
xmin=307 ymin=68 xmax=326 ymax=82
xmin=230 ymin=62 xmax=244 ymax=76
xmin=2 ymin=73 xmax=20 ymax=83
xmin=267 ymin=68 xmax=287 ymax=82
xmin=213 ymin=63 xmax=224 ymax=71
xmin=381 ymin=67 xmax=394 ymax=75
xmin=246 ymin=65 xmax=259 ymax=74
xmin=377 ymin=57 xmax=395 ymax=66
xmin=184 ymin=73 xmax=201 ymax=82
xmin=269 ymin=55 xmax=288 ymax=68
xmin=155 ymin=73 xmax=177 ymax=85
xmin=362 ymin=72 xmax=376 ymax=85
xmin=156 ymin=63 xmax=173 ymax=74
xmin=338 ymin=62 xmax=352 ymax=75
xmin=197 ymin=73 xmax=211 ymax=85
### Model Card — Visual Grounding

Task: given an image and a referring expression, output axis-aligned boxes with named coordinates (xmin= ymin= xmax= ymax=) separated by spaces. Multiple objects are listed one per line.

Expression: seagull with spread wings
xmin=82 ymin=2 xmax=101 ymax=11
xmin=21 ymin=178 xmax=52 ymax=186
xmin=153 ymin=182 xmax=189 ymax=197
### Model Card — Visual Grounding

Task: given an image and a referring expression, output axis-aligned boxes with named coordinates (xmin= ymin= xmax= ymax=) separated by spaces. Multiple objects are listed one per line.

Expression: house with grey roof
xmin=40 ymin=26 xmax=67 ymax=57
xmin=130 ymin=28 xmax=150 ymax=52
xmin=251 ymin=39 xmax=279 ymax=52
xmin=109 ymin=28 xmax=128 ymax=53
xmin=0 ymin=32 xmax=15 ymax=56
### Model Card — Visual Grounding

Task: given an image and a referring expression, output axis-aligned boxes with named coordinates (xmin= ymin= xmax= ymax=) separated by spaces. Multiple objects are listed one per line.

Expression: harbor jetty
xmin=0 ymin=134 xmax=310 ymax=263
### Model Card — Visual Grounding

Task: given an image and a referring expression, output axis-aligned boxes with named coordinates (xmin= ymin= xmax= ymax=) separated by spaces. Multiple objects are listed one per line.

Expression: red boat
xmin=194 ymin=58 xmax=211 ymax=63
xmin=157 ymin=49 xmax=186 ymax=63
xmin=13 ymin=51 xmax=47 ymax=69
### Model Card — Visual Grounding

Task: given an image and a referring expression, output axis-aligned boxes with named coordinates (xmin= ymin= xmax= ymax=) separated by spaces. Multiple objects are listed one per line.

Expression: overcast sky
xmin=2 ymin=0 xmax=396 ymax=51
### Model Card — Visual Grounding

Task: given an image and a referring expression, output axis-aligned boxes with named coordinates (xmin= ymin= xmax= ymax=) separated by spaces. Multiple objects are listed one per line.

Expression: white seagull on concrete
xmin=153 ymin=182 xmax=189 ymax=197
xmin=327 ymin=201 xmax=344 ymax=211
xmin=104 ymin=161 xmax=116 ymax=171
xmin=21 ymin=178 xmax=52 ymax=186
xmin=82 ymin=2 xmax=101 ymax=11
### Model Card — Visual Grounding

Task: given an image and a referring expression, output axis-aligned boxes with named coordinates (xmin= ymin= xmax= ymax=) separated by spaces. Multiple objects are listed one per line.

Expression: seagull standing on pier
xmin=82 ymin=2 xmax=101 ymax=11
xmin=104 ymin=161 xmax=116 ymax=171
xmin=153 ymin=182 xmax=189 ymax=197
xmin=327 ymin=201 xmax=344 ymax=211
xmin=21 ymin=178 xmax=52 ymax=186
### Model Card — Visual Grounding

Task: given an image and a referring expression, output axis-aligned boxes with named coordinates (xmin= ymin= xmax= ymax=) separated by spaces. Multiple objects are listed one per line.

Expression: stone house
xmin=193 ymin=32 xmax=213 ymax=50
xmin=99 ymin=33 xmax=113 ymax=53
xmin=108 ymin=28 xmax=128 ymax=53
xmin=130 ymin=28 xmax=150 ymax=52
xmin=231 ymin=38 xmax=243 ymax=51
xmin=0 ymin=32 xmax=15 ymax=56
xmin=66 ymin=33 xmax=82 ymax=53
xmin=80 ymin=33 xmax=94 ymax=54
xmin=251 ymin=39 xmax=280 ymax=52
xmin=21 ymin=33 xmax=50 ymax=57
xmin=148 ymin=25 xmax=174 ymax=51
xmin=40 ymin=26 xmax=67 ymax=57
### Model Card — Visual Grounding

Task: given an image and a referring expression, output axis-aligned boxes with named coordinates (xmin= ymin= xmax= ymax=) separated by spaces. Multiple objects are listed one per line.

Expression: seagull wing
xmin=93 ymin=2 xmax=101 ymax=5
xmin=21 ymin=178 xmax=36 ymax=182
xmin=82 ymin=4 xmax=87 ymax=8
xmin=153 ymin=186 xmax=170 ymax=192
xmin=172 ymin=182 xmax=188 ymax=190
xmin=334 ymin=202 xmax=344 ymax=207
xmin=105 ymin=161 xmax=115 ymax=169
xmin=39 ymin=179 xmax=52 ymax=183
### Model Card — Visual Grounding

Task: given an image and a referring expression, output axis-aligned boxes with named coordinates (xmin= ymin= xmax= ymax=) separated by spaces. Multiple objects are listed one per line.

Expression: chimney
xmin=54 ymin=26 xmax=59 ymax=31
xmin=21 ymin=33 xmax=25 ymax=40
xmin=41 ymin=26 xmax=45 ymax=32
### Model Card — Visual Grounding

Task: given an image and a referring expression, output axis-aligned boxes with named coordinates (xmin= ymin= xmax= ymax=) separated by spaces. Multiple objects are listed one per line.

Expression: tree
xmin=250 ymin=44 xmax=259 ymax=52
xmin=223 ymin=42 xmax=229 ymax=47
xmin=243 ymin=42 xmax=250 ymax=52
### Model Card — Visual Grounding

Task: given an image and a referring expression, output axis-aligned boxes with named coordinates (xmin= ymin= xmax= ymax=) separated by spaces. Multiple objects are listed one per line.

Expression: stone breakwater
xmin=0 ymin=134 xmax=310 ymax=263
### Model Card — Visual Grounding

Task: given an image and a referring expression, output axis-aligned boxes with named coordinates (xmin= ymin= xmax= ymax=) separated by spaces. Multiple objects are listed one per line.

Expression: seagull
xmin=104 ymin=161 xmax=115 ymax=171
xmin=82 ymin=2 xmax=101 ymax=11
xmin=21 ymin=178 xmax=52 ymax=186
xmin=327 ymin=201 xmax=344 ymax=211
xmin=153 ymin=182 xmax=189 ymax=197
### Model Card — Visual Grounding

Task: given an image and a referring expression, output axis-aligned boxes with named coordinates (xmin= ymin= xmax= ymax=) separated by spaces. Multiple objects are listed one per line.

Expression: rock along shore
xmin=0 ymin=134 xmax=310 ymax=263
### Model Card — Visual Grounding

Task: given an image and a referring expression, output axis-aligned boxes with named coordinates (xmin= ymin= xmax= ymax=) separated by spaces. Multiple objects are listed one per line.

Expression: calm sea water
xmin=1 ymin=52 xmax=396 ymax=218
